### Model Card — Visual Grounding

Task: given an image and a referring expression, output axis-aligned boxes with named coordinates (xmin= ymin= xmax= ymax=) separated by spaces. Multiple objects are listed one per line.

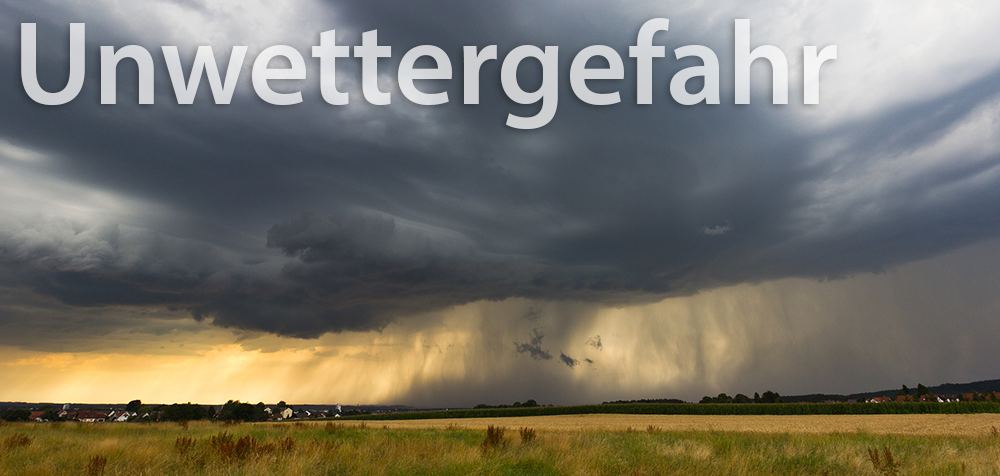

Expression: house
xmin=69 ymin=411 xmax=108 ymax=423
xmin=107 ymin=410 xmax=132 ymax=422
xmin=868 ymin=397 xmax=891 ymax=403
xmin=281 ymin=407 xmax=293 ymax=419
xmin=29 ymin=411 xmax=46 ymax=422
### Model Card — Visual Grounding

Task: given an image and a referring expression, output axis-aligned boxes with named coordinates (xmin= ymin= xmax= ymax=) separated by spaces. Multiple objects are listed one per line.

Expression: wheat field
xmin=3 ymin=415 xmax=1000 ymax=475
xmin=351 ymin=413 xmax=1000 ymax=436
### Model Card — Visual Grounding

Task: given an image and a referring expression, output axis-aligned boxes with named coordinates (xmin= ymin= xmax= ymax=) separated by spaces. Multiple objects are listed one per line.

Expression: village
xmin=1 ymin=401 xmax=363 ymax=423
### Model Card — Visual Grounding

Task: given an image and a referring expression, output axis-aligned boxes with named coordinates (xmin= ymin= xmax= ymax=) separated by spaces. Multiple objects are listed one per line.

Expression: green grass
xmin=2 ymin=420 xmax=1000 ymax=475
xmin=342 ymin=402 xmax=1000 ymax=421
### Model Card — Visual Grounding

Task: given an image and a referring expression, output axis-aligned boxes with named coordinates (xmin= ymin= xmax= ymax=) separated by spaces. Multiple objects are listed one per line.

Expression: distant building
xmin=68 ymin=411 xmax=107 ymax=423
xmin=107 ymin=410 xmax=132 ymax=422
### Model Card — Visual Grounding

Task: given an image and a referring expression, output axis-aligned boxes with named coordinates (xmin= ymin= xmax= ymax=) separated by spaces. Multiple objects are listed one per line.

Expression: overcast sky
xmin=2 ymin=0 xmax=1000 ymax=406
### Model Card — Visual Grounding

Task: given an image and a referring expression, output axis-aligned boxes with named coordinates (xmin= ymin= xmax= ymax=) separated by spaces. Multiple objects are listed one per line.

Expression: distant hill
xmin=783 ymin=379 xmax=1000 ymax=403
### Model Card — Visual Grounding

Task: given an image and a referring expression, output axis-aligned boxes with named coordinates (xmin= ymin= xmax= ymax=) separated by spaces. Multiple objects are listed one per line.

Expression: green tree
xmin=733 ymin=394 xmax=752 ymax=404
xmin=760 ymin=391 xmax=782 ymax=404
xmin=160 ymin=403 xmax=208 ymax=422
xmin=916 ymin=384 xmax=930 ymax=396
xmin=1 ymin=408 xmax=31 ymax=421
xmin=218 ymin=400 xmax=258 ymax=421
xmin=898 ymin=385 xmax=910 ymax=396
xmin=753 ymin=392 xmax=761 ymax=404
xmin=126 ymin=400 xmax=142 ymax=412
xmin=40 ymin=406 xmax=60 ymax=421
xmin=254 ymin=402 xmax=268 ymax=421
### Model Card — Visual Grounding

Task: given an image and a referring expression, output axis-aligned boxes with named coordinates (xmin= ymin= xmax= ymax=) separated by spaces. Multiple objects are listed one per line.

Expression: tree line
xmin=699 ymin=391 xmax=782 ymax=404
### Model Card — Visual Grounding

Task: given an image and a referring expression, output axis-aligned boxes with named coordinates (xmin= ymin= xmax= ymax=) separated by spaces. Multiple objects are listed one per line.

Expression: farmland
xmin=343 ymin=402 xmax=1000 ymax=421
xmin=3 ymin=415 xmax=1000 ymax=475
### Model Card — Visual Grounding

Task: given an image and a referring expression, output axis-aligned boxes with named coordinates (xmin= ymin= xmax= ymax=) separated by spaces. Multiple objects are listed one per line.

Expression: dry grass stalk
xmin=481 ymin=425 xmax=507 ymax=453
xmin=519 ymin=427 xmax=537 ymax=443
xmin=867 ymin=446 xmax=900 ymax=476
xmin=3 ymin=434 xmax=33 ymax=450
xmin=174 ymin=436 xmax=195 ymax=455
xmin=85 ymin=455 xmax=108 ymax=476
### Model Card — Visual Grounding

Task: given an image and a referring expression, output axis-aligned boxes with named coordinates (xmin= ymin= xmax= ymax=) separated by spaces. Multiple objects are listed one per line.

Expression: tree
xmin=1 ymin=408 xmax=31 ymax=422
xmin=126 ymin=400 xmax=142 ymax=412
xmin=716 ymin=393 xmax=733 ymax=404
xmin=254 ymin=402 xmax=268 ymax=421
xmin=523 ymin=399 xmax=538 ymax=407
xmin=733 ymin=394 xmax=752 ymax=404
xmin=916 ymin=384 xmax=930 ymax=396
xmin=40 ymin=406 xmax=60 ymax=422
xmin=898 ymin=385 xmax=910 ymax=396
xmin=699 ymin=396 xmax=714 ymax=404
xmin=218 ymin=400 xmax=257 ymax=422
xmin=277 ymin=401 xmax=287 ymax=408
xmin=760 ymin=391 xmax=782 ymax=404
xmin=161 ymin=403 xmax=208 ymax=422
xmin=753 ymin=392 xmax=761 ymax=404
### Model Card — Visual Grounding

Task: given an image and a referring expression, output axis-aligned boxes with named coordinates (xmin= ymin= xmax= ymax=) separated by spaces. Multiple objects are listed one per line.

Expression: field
xmin=345 ymin=402 xmax=1000 ymax=420
xmin=3 ymin=415 xmax=1000 ymax=475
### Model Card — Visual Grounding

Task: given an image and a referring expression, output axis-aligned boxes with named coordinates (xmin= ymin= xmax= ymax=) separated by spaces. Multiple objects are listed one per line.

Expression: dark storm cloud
xmin=514 ymin=329 xmax=552 ymax=361
xmin=1 ymin=0 xmax=1000 ymax=341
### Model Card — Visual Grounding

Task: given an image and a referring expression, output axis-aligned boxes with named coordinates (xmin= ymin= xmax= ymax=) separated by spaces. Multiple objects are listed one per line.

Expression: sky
xmin=1 ymin=0 xmax=1000 ymax=406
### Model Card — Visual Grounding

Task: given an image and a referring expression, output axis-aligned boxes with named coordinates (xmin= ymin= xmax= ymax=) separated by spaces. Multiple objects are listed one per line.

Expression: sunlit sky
xmin=2 ymin=0 xmax=1000 ymax=406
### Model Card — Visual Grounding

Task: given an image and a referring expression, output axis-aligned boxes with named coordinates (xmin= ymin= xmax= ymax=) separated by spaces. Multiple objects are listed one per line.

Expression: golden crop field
xmin=3 ymin=415 xmax=1000 ymax=475
xmin=358 ymin=413 xmax=1000 ymax=436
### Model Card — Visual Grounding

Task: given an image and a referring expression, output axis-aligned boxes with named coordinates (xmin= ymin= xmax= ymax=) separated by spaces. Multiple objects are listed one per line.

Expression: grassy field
xmin=3 ymin=416 xmax=1000 ymax=475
